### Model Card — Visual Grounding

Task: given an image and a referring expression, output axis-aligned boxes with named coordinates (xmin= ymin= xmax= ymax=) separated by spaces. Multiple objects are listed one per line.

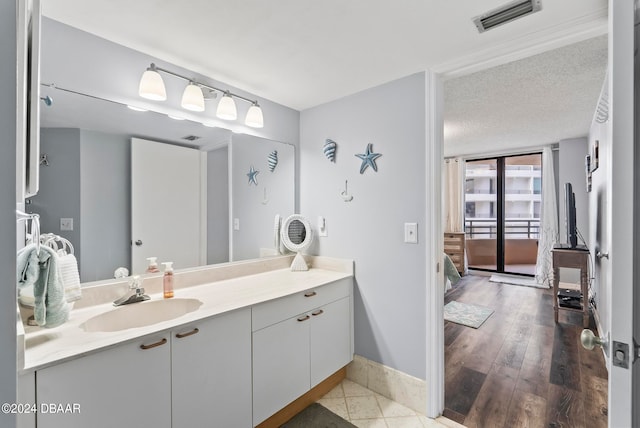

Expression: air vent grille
xmin=473 ymin=0 xmax=541 ymax=33
xmin=181 ymin=135 xmax=201 ymax=141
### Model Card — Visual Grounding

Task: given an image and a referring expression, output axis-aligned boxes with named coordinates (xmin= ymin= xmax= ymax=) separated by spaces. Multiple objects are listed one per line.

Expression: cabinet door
xmin=310 ymin=297 xmax=352 ymax=387
xmin=171 ymin=308 xmax=252 ymax=428
xmin=252 ymin=314 xmax=310 ymax=425
xmin=37 ymin=333 xmax=171 ymax=428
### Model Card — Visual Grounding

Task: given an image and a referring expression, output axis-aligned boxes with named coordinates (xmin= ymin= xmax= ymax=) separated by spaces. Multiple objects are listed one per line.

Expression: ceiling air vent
xmin=181 ymin=135 xmax=201 ymax=142
xmin=473 ymin=0 xmax=542 ymax=33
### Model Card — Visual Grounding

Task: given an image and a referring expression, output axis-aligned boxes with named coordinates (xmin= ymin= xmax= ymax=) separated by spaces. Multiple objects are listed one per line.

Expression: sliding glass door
xmin=465 ymin=153 xmax=541 ymax=276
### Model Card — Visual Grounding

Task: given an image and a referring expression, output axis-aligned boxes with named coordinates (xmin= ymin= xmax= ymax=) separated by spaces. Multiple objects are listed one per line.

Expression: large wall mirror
xmin=30 ymin=18 xmax=295 ymax=283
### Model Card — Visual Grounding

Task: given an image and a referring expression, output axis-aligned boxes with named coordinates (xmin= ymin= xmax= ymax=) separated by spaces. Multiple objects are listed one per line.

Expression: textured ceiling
xmin=42 ymin=0 xmax=607 ymax=111
xmin=444 ymin=35 xmax=608 ymax=157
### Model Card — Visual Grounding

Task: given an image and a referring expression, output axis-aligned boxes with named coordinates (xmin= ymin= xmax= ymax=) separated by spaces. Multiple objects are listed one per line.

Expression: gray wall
xmin=31 ymin=128 xmax=82 ymax=265
xmin=558 ymin=137 xmax=590 ymax=283
xmin=300 ymin=73 xmax=427 ymax=379
xmin=1 ymin=0 xmax=17 ymax=424
xmin=31 ymin=129 xmax=131 ymax=283
xmin=80 ymin=130 xmax=131 ymax=281
xmin=231 ymin=135 xmax=295 ymax=261
xmin=41 ymin=17 xmax=300 ymax=150
xmin=207 ymin=146 xmax=229 ymax=264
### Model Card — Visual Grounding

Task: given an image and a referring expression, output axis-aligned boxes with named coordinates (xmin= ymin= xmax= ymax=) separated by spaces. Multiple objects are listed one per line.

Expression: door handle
xmin=581 ymin=329 xmax=608 ymax=351
xmin=135 ymin=240 xmax=143 ymax=246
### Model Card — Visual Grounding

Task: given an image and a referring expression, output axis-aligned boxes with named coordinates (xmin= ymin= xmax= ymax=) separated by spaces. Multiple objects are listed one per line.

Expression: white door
xmin=606 ymin=1 xmax=637 ymax=426
xmin=131 ymin=138 xmax=205 ymax=274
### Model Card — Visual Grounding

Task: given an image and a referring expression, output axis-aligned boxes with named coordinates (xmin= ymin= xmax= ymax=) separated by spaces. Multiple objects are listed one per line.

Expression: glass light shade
xmin=181 ymin=83 xmax=205 ymax=112
xmin=138 ymin=69 xmax=167 ymax=101
xmin=245 ymin=103 xmax=264 ymax=128
xmin=216 ymin=93 xmax=237 ymax=120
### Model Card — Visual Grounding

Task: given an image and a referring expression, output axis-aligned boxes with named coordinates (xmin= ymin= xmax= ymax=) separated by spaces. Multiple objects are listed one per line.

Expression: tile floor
xmin=317 ymin=379 xmax=460 ymax=428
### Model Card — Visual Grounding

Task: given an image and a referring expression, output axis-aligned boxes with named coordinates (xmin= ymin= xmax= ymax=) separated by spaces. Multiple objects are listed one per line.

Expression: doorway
xmin=464 ymin=153 xmax=541 ymax=276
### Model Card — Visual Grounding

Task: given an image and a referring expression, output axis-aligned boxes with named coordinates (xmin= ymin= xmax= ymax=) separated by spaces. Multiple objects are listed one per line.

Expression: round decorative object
xmin=281 ymin=214 xmax=313 ymax=271
xmin=268 ymin=150 xmax=278 ymax=172
xmin=323 ymin=139 xmax=337 ymax=162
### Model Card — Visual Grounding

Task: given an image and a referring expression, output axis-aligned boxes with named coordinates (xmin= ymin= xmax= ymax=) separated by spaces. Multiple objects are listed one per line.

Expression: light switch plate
xmin=60 ymin=218 xmax=74 ymax=231
xmin=233 ymin=218 xmax=240 ymax=231
xmin=404 ymin=222 xmax=418 ymax=244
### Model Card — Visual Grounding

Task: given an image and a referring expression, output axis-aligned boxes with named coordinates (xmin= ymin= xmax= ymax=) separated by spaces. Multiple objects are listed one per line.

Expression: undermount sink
xmin=82 ymin=298 xmax=203 ymax=332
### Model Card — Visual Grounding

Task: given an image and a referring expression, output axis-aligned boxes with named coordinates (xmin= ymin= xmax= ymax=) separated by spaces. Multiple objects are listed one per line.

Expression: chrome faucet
xmin=113 ymin=275 xmax=150 ymax=306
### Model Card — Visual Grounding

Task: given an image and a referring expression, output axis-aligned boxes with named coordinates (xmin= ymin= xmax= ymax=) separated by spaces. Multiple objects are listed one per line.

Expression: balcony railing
xmin=465 ymin=218 xmax=540 ymax=239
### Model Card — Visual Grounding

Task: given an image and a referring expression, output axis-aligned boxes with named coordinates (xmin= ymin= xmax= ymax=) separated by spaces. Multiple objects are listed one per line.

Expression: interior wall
xmin=31 ymin=128 xmax=82 ymax=263
xmin=80 ymin=130 xmax=131 ymax=282
xmin=231 ymin=135 xmax=295 ymax=261
xmin=207 ymin=146 xmax=229 ymax=264
xmin=300 ymin=72 xmax=427 ymax=379
xmin=558 ymin=137 xmax=590 ymax=283
xmin=0 ymin=0 xmax=18 ymax=423
xmin=41 ymin=18 xmax=300 ymax=150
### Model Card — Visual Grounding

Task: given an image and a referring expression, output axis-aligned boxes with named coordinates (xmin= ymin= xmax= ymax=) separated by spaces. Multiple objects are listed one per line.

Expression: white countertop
xmin=21 ymin=259 xmax=352 ymax=373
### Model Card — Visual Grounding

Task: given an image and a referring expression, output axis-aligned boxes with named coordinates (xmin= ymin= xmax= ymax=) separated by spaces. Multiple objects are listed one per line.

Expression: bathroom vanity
xmin=17 ymin=255 xmax=354 ymax=428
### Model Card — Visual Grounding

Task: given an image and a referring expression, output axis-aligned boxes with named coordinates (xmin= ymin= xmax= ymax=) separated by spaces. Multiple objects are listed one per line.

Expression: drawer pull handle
xmin=304 ymin=291 xmax=317 ymax=298
xmin=140 ymin=338 xmax=167 ymax=350
xmin=312 ymin=309 xmax=324 ymax=316
xmin=175 ymin=328 xmax=200 ymax=339
xmin=297 ymin=315 xmax=310 ymax=322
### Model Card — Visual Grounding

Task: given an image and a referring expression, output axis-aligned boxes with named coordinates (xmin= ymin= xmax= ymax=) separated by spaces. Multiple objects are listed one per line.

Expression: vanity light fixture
xmin=168 ymin=114 xmax=185 ymax=121
xmin=181 ymin=82 xmax=205 ymax=112
xmin=127 ymin=105 xmax=148 ymax=112
xmin=138 ymin=62 xmax=264 ymax=128
xmin=138 ymin=64 xmax=167 ymax=101
xmin=245 ymin=101 xmax=264 ymax=129
xmin=216 ymin=91 xmax=237 ymax=120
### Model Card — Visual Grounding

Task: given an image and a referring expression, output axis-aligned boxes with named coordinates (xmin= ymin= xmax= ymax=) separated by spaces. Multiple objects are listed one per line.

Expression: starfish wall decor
xmin=247 ymin=165 xmax=259 ymax=185
xmin=355 ymin=143 xmax=382 ymax=174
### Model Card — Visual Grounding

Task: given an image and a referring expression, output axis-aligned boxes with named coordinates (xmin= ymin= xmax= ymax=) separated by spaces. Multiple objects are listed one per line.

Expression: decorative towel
xmin=58 ymin=253 xmax=82 ymax=302
xmin=17 ymin=244 xmax=69 ymax=328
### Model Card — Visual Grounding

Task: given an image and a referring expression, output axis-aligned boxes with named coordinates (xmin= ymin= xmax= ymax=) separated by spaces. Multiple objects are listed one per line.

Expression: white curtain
xmin=444 ymin=158 xmax=464 ymax=233
xmin=535 ymin=146 xmax=559 ymax=287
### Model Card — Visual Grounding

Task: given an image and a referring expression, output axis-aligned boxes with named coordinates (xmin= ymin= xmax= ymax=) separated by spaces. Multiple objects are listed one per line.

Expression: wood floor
xmin=444 ymin=275 xmax=608 ymax=428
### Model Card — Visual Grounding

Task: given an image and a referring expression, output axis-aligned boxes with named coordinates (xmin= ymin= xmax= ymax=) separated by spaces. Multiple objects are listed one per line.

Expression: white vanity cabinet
xmin=37 ymin=332 xmax=172 ymax=428
xmin=171 ymin=308 xmax=251 ymax=428
xmin=251 ymin=278 xmax=353 ymax=425
xmin=36 ymin=308 xmax=252 ymax=428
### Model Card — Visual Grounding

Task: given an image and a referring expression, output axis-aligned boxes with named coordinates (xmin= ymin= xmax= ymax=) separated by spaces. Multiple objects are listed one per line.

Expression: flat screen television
xmin=564 ymin=182 xmax=578 ymax=248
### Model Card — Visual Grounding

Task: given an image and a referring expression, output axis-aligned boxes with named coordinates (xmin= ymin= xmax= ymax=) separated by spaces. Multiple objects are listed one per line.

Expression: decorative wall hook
xmin=40 ymin=153 xmax=50 ymax=166
xmin=340 ymin=180 xmax=353 ymax=202
xmin=261 ymin=187 xmax=269 ymax=205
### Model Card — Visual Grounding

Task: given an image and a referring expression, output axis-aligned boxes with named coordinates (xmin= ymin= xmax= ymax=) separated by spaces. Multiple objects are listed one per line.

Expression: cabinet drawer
xmin=252 ymin=278 xmax=351 ymax=331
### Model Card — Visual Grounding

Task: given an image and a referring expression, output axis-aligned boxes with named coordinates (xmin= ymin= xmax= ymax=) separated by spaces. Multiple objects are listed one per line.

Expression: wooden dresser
xmin=444 ymin=232 xmax=465 ymax=274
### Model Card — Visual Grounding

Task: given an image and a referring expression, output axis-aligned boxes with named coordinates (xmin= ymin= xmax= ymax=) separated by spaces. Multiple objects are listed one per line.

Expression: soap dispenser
xmin=162 ymin=262 xmax=174 ymax=299
xmin=145 ymin=257 xmax=160 ymax=273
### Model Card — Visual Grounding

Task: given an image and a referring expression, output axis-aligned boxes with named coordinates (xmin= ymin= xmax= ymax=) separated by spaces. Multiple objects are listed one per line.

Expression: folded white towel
xmin=58 ymin=253 xmax=82 ymax=302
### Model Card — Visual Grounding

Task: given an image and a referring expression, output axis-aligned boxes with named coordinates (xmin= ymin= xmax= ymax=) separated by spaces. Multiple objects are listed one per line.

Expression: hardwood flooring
xmin=444 ymin=275 xmax=608 ymax=428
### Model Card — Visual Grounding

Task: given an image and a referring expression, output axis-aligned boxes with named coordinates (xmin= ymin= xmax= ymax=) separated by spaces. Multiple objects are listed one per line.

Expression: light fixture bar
xmin=149 ymin=63 xmax=258 ymax=106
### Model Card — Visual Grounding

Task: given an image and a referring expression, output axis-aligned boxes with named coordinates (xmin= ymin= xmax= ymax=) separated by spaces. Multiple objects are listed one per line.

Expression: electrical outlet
xmin=60 ymin=218 xmax=74 ymax=231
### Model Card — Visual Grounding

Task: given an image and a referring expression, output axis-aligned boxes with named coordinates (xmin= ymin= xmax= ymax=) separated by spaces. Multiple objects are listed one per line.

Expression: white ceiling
xmin=41 ymin=0 xmax=609 ymax=154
